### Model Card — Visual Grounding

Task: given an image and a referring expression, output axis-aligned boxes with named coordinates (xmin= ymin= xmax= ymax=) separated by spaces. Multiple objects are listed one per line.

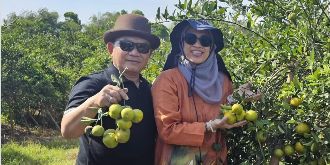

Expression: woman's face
xmin=182 ymin=28 xmax=212 ymax=64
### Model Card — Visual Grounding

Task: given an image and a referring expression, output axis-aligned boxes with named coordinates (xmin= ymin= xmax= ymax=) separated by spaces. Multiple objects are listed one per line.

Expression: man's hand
xmin=93 ymin=85 xmax=129 ymax=107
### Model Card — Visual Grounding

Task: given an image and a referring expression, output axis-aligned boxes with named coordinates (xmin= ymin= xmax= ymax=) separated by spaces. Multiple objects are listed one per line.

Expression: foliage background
xmin=1 ymin=0 xmax=329 ymax=164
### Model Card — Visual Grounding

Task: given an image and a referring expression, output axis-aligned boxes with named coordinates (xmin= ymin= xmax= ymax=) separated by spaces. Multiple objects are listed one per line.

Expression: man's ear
xmin=107 ymin=42 xmax=114 ymax=54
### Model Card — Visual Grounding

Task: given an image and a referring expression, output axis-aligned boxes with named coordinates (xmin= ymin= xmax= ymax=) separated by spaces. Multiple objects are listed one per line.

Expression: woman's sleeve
xmin=151 ymin=72 xmax=205 ymax=147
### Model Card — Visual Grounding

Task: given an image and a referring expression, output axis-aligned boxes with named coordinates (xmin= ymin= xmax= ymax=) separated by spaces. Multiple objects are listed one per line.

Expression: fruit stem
xmin=119 ymin=67 xmax=128 ymax=106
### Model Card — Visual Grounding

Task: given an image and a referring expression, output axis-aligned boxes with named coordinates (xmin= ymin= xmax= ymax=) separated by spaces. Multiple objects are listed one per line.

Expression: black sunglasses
xmin=184 ymin=33 xmax=212 ymax=47
xmin=116 ymin=40 xmax=151 ymax=54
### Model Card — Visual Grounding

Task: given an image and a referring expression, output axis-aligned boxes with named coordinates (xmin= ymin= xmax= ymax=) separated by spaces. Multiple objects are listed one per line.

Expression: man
xmin=61 ymin=14 xmax=160 ymax=165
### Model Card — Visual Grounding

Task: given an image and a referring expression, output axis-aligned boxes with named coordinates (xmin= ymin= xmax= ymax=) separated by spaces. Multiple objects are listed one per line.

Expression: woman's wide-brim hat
xmin=103 ymin=14 xmax=160 ymax=50
xmin=170 ymin=19 xmax=224 ymax=54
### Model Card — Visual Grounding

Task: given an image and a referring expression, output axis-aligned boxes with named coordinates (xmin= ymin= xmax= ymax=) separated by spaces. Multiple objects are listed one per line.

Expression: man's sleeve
xmin=65 ymin=76 xmax=101 ymax=111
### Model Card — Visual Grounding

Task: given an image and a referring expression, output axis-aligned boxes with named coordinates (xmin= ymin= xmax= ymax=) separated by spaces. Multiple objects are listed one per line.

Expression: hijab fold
xmin=178 ymin=50 xmax=224 ymax=104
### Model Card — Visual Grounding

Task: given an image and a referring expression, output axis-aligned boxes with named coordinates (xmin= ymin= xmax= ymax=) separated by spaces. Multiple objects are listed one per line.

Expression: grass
xmin=1 ymin=137 xmax=79 ymax=165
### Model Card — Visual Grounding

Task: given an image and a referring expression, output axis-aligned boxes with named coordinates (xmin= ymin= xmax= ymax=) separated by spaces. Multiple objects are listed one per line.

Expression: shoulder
xmin=72 ymin=68 xmax=113 ymax=92
xmin=153 ymin=68 xmax=182 ymax=84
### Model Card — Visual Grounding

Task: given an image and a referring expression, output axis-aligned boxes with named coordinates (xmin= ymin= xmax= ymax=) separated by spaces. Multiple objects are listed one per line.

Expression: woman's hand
xmin=210 ymin=117 xmax=247 ymax=130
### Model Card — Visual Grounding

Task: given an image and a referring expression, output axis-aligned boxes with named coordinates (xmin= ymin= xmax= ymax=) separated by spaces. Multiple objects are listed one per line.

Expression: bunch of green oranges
xmin=81 ymin=104 xmax=143 ymax=149
xmin=221 ymin=103 xmax=258 ymax=124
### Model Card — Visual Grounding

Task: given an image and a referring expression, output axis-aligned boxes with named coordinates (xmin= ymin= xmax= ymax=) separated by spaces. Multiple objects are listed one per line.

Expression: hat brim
xmin=104 ymin=30 xmax=160 ymax=50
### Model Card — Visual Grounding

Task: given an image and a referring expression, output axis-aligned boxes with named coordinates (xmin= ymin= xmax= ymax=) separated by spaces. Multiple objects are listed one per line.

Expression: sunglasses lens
xmin=184 ymin=33 xmax=197 ymax=45
xmin=199 ymin=35 xmax=212 ymax=47
xmin=119 ymin=41 xmax=134 ymax=52
xmin=136 ymin=43 xmax=150 ymax=54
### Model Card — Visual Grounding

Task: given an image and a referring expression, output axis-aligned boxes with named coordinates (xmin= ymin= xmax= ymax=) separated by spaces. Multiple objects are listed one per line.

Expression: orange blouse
xmin=152 ymin=68 xmax=233 ymax=165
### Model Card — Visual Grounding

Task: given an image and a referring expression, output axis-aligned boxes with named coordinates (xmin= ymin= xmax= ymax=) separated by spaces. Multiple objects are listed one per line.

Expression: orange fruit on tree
xmin=245 ymin=110 xmax=258 ymax=122
xmin=284 ymin=145 xmax=294 ymax=156
xmin=290 ymin=97 xmax=302 ymax=107
xmin=273 ymin=148 xmax=284 ymax=159
xmin=294 ymin=142 xmax=305 ymax=153
xmin=295 ymin=122 xmax=310 ymax=134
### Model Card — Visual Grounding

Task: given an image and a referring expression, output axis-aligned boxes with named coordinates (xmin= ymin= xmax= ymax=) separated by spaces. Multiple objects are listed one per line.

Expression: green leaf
xmin=286 ymin=118 xmax=296 ymax=124
xmin=278 ymin=125 xmax=285 ymax=134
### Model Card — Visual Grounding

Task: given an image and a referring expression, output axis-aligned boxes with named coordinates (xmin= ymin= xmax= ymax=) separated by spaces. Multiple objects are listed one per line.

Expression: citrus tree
xmin=156 ymin=0 xmax=329 ymax=164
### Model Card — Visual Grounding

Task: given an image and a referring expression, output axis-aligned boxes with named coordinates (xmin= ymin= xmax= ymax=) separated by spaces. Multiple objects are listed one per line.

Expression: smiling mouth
xmin=191 ymin=50 xmax=203 ymax=56
xmin=126 ymin=59 xmax=140 ymax=63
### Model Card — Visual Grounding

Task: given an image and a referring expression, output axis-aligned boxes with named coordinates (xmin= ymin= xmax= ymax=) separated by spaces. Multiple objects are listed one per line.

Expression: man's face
xmin=110 ymin=36 xmax=151 ymax=75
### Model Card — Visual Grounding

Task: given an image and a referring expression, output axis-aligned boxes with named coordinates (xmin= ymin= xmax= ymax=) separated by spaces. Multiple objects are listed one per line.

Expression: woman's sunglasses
xmin=116 ymin=40 xmax=151 ymax=54
xmin=184 ymin=33 xmax=212 ymax=47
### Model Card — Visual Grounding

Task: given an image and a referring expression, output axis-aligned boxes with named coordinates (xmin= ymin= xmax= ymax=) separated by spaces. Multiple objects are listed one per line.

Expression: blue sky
xmin=0 ymin=0 xmax=177 ymax=25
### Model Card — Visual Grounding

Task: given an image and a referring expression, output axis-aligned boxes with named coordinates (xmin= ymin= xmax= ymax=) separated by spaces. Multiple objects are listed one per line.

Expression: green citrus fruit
xmin=294 ymin=142 xmax=305 ymax=153
xmin=290 ymin=97 xmax=301 ymax=107
xmin=121 ymin=107 xmax=134 ymax=121
xmin=274 ymin=148 xmax=284 ymax=158
xmin=116 ymin=119 xmax=132 ymax=130
xmin=132 ymin=109 xmax=143 ymax=123
xmin=236 ymin=110 xmax=246 ymax=121
xmin=284 ymin=145 xmax=294 ymax=156
xmin=224 ymin=112 xmax=237 ymax=124
xmin=103 ymin=132 xmax=118 ymax=148
xmin=231 ymin=103 xmax=243 ymax=115
xmin=115 ymin=129 xmax=130 ymax=143
xmin=295 ymin=122 xmax=310 ymax=134
xmin=91 ymin=125 xmax=105 ymax=137
xmin=103 ymin=129 xmax=116 ymax=136
xmin=245 ymin=110 xmax=258 ymax=122
xmin=256 ymin=131 xmax=267 ymax=143
xmin=108 ymin=104 xmax=123 ymax=119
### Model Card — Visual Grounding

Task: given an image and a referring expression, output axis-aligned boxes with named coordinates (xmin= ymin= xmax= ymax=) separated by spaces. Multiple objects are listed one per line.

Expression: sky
xmin=0 ymin=0 xmax=178 ymax=25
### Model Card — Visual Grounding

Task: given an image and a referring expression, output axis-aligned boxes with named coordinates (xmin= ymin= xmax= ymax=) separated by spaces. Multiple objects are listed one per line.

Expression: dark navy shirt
xmin=65 ymin=64 xmax=157 ymax=165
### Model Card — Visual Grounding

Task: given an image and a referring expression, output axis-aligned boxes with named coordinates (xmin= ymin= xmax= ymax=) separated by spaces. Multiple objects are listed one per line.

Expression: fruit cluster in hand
xmin=221 ymin=103 xmax=258 ymax=124
xmin=81 ymin=104 xmax=144 ymax=149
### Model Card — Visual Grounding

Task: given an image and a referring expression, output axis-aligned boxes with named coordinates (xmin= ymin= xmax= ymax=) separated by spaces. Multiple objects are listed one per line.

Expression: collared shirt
xmin=65 ymin=64 xmax=156 ymax=165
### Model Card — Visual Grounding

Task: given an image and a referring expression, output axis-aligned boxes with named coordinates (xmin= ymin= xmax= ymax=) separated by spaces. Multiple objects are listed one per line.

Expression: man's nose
xmin=128 ymin=47 xmax=140 ymax=56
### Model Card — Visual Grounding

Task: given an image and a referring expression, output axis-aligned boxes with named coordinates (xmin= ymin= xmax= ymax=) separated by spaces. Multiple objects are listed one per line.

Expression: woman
xmin=151 ymin=19 xmax=247 ymax=165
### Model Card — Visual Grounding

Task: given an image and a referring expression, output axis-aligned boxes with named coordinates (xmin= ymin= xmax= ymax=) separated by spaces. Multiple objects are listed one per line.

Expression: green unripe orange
xmin=108 ymin=104 xmax=123 ymax=119
xmin=103 ymin=129 xmax=116 ymax=136
xmin=284 ymin=145 xmax=294 ymax=156
xmin=295 ymin=122 xmax=310 ymax=134
xmin=245 ymin=110 xmax=258 ymax=122
xmin=116 ymin=119 xmax=132 ymax=130
xmin=236 ymin=110 xmax=246 ymax=121
xmin=224 ymin=112 xmax=237 ymax=124
xmin=121 ymin=107 xmax=134 ymax=121
xmin=231 ymin=103 xmax=243 ymax=115
xmin=132 ymin=109 xmax=144 ymax=123
xmin=294 ymin=142 xmax=305 ymax=153
xmin=103 ymin=133 xmax=118 ymax=148
xmin=274 ymin=148 xmax=284 ymax=158
xmin=290 ymin=97 xmax=301 ymax=107
xmin=115 ymin=129 xmax=130 ymax=143
xmin=91 ymin=125 xmax=105 ymax=137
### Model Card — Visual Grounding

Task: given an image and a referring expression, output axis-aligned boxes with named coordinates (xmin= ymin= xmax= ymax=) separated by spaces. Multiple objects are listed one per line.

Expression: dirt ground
xmin=1 ymin=124 xmax=61 ymax=144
